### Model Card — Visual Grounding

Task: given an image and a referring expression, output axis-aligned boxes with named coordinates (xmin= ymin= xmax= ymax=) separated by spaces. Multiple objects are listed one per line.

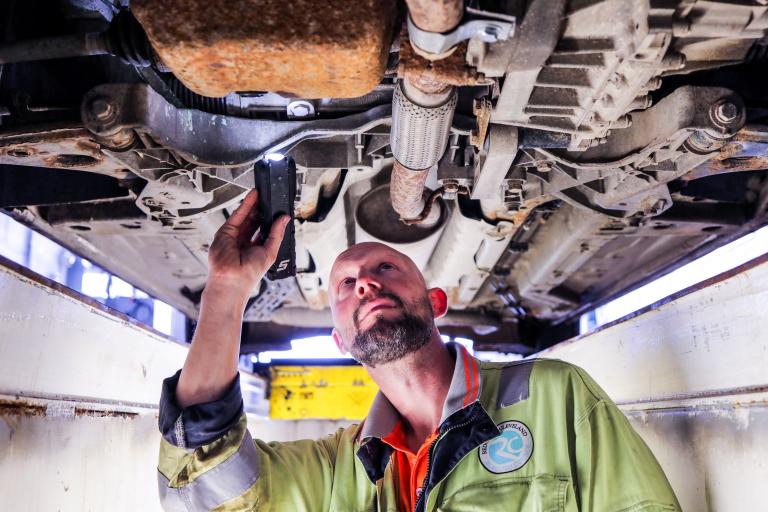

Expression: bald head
xmin=329 ymin=242 xmax=426 ymax=299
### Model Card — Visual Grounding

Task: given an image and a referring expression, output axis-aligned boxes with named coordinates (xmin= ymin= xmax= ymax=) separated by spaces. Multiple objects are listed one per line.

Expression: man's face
xmin=329 ymin=243 xmax=441 ymax=367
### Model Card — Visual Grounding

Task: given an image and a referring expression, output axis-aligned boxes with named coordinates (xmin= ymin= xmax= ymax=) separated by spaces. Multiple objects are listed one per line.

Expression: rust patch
xmin=131 ymin=0 xmax=396 ymax=99
xmin=0 ymin=125 xmax=128 ymax=178
xmin=708 ymin=156 xmax=768 ymax=173
xmin=399 ymin=27 xmax=487 ymax=89
xmin=0 ymin=400 xmax=139 ymax=419
xmin=405 ymin=0 xmax=463 ymax=34
xmin=74 ymin=407 xmax=138 ymax=419
xmin=0 ymin=400 xmax=46 ymax=417
xmin=390 ymin=162 xmax=430 ymax=220
xmin=470 ymin=97 xmax=492 ymax=149
xmin=489 ymin=196 xmax=553 ymax=226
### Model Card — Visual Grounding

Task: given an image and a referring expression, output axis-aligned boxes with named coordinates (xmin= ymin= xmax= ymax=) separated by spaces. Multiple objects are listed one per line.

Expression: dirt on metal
xmin=0 ymin=399 xmax=46 ymax=418
xmin=0 ymin=125 xmax=129 ymax=178
xmin=399 ymin=30 xmax=488 ymax=90
xmin=74 ymin=407 xmax=138 ymax=419
xmin=131 ymin=0 xmax=397 ymax=99
xmin=390 ymin=162 xmax=430 ymax=220
xmin=405 ymin=0 xmax=463 ymax=33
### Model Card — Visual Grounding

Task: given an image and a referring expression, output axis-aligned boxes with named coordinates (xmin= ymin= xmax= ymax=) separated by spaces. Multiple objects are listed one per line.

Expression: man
xmin=157 ymin=190 xmax=681 ymax=511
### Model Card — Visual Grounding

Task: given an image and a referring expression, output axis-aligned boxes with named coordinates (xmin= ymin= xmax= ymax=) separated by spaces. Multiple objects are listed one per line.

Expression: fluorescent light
xmin=265 ymin=153 xmax=285 ymax=162
xmin=583 ymin=224 xmax=768 ymax=330
xmin=153 ymin=300 xmax=173 ymax=335
xmin=258 ymin=336 xmax=353 ymax=363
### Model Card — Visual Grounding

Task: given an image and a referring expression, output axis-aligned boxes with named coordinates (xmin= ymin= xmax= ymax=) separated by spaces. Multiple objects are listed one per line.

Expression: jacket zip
xmin=413 ymin=406 xmax=482 ymax=512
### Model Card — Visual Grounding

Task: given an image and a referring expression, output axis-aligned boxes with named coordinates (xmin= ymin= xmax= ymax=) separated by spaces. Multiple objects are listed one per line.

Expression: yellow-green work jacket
xmin=157 ymin=343 xmax=681 ymax=511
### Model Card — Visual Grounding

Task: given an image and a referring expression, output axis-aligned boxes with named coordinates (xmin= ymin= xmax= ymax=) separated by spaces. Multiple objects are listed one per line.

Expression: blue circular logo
xmin=479 ymin=421 xmax=533 ymax=473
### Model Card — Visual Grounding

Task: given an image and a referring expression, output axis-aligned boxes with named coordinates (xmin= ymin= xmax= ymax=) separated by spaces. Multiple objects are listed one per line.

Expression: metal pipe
xmin=0 ymin=33 xmax=110 ymax=65
xmin=405 ymin=0 xmax=463 ymax=33
xmin=389 ymin=78 xmax=457 ymax=223
xmin=0 ymin=12 xmax=154 ymax=67
xmin=390 ymin=162 xmax=431 ymax=221
xmin=390 ymin=79 xmax=457 ymax=171
xmin=389 ymin=0 xmax=464 ymax=223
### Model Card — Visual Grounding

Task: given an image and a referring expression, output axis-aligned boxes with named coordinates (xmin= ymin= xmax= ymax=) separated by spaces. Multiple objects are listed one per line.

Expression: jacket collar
xmin=358 ymin=342 xmax=482 ymax=442
xmin=356 ymin=342 xmax=485 ymax=483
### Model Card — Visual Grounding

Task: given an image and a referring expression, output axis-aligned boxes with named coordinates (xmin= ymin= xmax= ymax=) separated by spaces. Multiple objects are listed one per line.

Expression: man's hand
xmin=207 ymin=189 xmax=291 ymax=298
xmin=175 ymin=189 xmax=290 ymax=408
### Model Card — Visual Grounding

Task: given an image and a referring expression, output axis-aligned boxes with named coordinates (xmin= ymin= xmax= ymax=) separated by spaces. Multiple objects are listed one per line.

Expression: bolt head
xmin=287 ymin=101 xmax=315 ymax=118
xmin=714 ymin=102 xmax=739 ymax=124
xmin=90 ymin=98 xmax=115 ymax=121
xmin=442 ymin=179 xmax=459 ymax=192
xmin=483 ymin=25 xmax=500 ymax=40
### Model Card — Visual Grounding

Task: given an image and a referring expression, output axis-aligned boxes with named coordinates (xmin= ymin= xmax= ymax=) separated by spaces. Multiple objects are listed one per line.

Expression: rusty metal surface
xmin=399 ymin=31 xmax=487 ymax=90
xmin=402 ymin=183 xmax=469 ymax=226
xmin=405 ymin=0 xmax=463 ymax=33
xmin=469 ymin=97 xmax=492 ymax=149
xmin=131 ymin=0 xmax=396 ymax=99
xmin=0 ymin=124 xmax=130 ymax=178
xmin=686 ymin=125 xmax=768 ymax=180
xmin=390 ymin=161 xmax=429 ymax=220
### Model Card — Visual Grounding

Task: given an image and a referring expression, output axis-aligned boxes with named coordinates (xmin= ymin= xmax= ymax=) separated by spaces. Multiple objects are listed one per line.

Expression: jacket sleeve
xmin=156 ymin=370 xmax=341 ymax=512
xmin=572 ymin=367 xmax=681 ymax=512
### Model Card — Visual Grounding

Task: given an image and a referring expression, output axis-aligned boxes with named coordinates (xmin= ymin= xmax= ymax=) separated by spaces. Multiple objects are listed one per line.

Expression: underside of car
xmin=1 ymin=0 xmax=767 ymax=354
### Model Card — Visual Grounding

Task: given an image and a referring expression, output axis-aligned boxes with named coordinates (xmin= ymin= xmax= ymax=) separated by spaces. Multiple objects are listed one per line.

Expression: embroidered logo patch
xmin=479 ymin=421 xmax=534 ymax=473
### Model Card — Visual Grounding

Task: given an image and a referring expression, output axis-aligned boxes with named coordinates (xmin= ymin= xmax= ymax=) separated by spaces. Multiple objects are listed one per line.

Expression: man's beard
xmin=350 ymin=291 xmax=433 ymax=367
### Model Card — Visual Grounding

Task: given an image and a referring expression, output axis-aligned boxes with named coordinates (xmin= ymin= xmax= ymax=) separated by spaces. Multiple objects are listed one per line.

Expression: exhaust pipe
xmin=389 ymin=78 xmax=457 ymax=223
xmin=405 ymin=0 xmax=463 ymax=34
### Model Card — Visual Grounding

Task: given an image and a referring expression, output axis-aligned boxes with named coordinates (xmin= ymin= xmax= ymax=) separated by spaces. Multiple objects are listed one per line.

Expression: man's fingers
xmin=263 ymin=215 xmax=291 ymax=260
xmin=226 ymin=189 xmax=259 ymax=228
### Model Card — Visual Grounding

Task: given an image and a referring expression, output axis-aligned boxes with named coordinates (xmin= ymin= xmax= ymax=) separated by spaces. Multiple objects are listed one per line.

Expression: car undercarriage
xmin=1 ymin=0 xmax=767 ymax=353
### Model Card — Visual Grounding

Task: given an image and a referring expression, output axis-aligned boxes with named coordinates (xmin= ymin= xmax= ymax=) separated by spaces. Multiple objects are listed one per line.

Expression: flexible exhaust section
xmin=389 ymin=78 xmax=457 ymax=222
xmin=391 ymin=79 xmax=457 ymax=172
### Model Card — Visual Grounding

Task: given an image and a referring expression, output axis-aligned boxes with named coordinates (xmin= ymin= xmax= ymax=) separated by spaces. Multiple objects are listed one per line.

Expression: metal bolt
xmin=661 ymin=52 xmax=686 ymax=71
xmin=442 ymin=179 xmax=460 ymax=200
xmin=287 ymin=101 xmax=315 ymax=118
xmin=483 ymin=25 xmax=500 ymax=39
xmin=443 ymin=180 xmax=459 ymax=193
xmin=713 ymin=101 xmax=739 ymax=124
xmin=611 ymin=115 xmax=632 ymax=129
xmin=645 ymin=77 xmax=663 ymax=91
xmin=90 ymin=98 xmax=115 ymax=121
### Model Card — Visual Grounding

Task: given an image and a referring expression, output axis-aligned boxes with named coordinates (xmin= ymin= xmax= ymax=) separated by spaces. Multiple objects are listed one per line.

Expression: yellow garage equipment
xmin=269 ymin=365 xmax=378 ymax=420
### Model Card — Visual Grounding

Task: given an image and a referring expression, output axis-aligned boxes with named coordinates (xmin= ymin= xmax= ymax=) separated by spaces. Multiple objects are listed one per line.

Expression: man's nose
xmin=356 ymin=274 xmax=381 ymax=299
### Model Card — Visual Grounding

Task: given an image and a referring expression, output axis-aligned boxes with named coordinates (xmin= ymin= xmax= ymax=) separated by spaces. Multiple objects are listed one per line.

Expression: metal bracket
xmin=471 ymin=125 xmax=519 ymax=200
xmin=407 ymin=7 xmax=516 ymax=57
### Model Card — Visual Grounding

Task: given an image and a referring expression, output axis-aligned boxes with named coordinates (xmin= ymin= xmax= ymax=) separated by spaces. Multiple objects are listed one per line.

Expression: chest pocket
xmin=435 ymin=474 xmax=571 ymax=512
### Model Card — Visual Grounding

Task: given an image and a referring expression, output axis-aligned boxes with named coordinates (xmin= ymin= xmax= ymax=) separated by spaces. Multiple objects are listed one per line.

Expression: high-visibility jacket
xmin=157 ymin=343 xmax=681 ymax=511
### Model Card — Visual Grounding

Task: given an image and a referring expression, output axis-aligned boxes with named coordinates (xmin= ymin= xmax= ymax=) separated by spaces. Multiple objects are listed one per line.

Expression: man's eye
xmin=378 ymin=262 xmax=395 ymax=271
xmin=341 ymin=278 xmax=355 ymax=287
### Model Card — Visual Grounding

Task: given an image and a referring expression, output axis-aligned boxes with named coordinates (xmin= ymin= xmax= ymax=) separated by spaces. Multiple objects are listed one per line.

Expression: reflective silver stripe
xmin=158 ymin=430 xmax=260 ymax=512
xmin=174 ymin=415 xmax=187 ymax=449
xmin=497 ymin=361 xmax=534 ymax=408
xmin=158 ymin=472 xmax=189 ymax=512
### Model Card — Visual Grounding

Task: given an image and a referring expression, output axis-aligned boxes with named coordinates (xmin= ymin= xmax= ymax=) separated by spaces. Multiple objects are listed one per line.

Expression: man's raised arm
xmin=175 ymin=189 xmax=290 ymax=408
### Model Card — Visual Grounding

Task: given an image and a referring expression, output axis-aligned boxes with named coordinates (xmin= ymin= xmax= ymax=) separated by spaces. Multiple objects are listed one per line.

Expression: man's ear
xmin=428 ymin=287 xmax=448 ymax=318
xmin=331 ymin=328 xmax=348 ymax=355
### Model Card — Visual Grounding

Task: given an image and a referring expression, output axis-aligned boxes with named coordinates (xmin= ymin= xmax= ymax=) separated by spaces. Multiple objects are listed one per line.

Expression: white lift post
xmin=0 ymin=256 xmax=267 ymax=511
xmin=540 ymin=255 xmax=768 ymax=511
